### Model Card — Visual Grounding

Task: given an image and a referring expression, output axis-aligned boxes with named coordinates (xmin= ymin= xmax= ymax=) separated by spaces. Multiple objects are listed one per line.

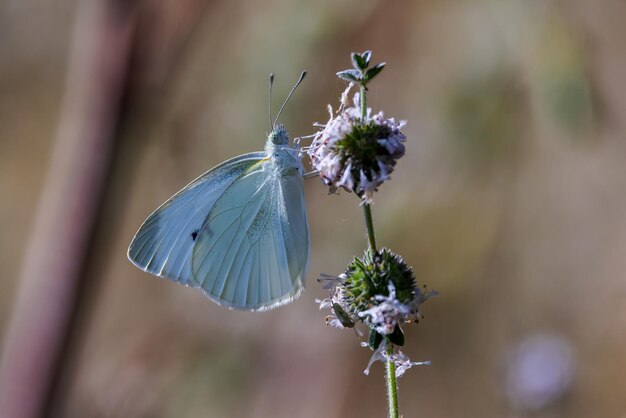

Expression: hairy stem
xmin=363 ymin=203 xmax=377 ymax=252
xmin=360 ymin=80 xmax=398 ymax=417
xmin=359 ymin=83 xmax=377 ymax=252
xmin=386 ymin=342 xmax=399 ymax=418
xmin=360 ymin=83 xmax=367 ymax=122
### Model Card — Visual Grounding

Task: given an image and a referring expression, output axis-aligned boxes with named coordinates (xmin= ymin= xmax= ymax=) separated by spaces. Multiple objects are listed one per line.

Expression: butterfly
xmin=128 ymin=72 xmax=310 ymax=311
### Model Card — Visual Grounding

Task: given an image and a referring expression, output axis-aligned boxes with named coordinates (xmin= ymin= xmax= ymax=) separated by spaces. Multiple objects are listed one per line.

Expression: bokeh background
xmin=2 ymin=0 xmax=626 ymax=417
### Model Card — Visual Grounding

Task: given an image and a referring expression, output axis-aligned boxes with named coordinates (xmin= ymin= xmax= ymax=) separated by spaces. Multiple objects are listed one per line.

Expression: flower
xmin=362 ymin=339 xmax=431 ymax=378
xmin=340 ymin=248 xmax=433 ymax=320
xmin=316 ymin=274 xmax=355 ymax=329
xmin=307 ymin=86 xmax=407 ymax=204
xmin=358 ymin=282 xmax=416 ymax=336
xmin=317 ymin=248 xmax=437 ymax=374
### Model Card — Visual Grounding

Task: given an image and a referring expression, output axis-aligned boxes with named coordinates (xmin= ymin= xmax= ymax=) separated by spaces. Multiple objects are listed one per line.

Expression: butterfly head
xmin=268 ymin=124 xmax=290 ymax=146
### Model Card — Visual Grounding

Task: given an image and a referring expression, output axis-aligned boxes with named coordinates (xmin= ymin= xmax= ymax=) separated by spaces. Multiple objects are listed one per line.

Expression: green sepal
xmin=337 ymin=69 xmax=361 ymax=82
xmin=342 ymin=248 xmax=417 ymax=314
xmin=388 ymin=324 xmax=405 ymax=346
xmin=368 ymin=328 xmax=384 ymax=350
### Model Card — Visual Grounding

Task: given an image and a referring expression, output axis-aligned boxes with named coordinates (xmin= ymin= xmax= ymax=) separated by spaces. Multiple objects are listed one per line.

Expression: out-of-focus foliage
xmin=2 ymin=0 xmax=626 ymax=417
xmin=444 ymin=68 xmax=525 ymax=169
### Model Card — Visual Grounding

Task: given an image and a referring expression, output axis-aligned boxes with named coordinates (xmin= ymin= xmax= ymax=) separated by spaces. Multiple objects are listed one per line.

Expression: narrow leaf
xmin=364 ymin=62 xmax=386 ymax=83
xmin=369 ymin=328 xmax=384 ymax=350
xmin=336 ymin=69 xmax=361 ymax=82
xmin=352 ymin=52 xmax=366 ymax=70
xmin=333 ymin=303 xmax=355 ymax=328
xmin=361 ymin=50 xmax=372 ymax=67
xmin=388 ymin=324 xmax=405 ymax=346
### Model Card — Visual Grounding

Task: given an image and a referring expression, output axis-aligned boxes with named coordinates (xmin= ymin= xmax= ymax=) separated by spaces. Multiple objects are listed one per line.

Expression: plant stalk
xmin=386 ymin=342 xmax=399 ymax=418
xmin=360 ymin=79 xmax=398 ymax=417
xmin=360 ymin=83 xmax=367 ymax=122
xmin=359 ymin=83 xmax=377 ymax=253
xmin=0 ymin=3 xmax=138 ymax=417
xmin=363 ymin=203 xmax=377 ymax=252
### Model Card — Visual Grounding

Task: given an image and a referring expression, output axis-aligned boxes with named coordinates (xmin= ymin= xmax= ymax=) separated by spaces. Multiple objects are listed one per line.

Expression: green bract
xmin=342 ymin=248 xmax=417 ymax=315
xmin=336 ymin=50 xmax=386 ymax=86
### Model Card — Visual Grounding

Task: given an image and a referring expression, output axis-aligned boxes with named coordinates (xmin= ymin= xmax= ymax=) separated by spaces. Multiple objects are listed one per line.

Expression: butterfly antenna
xmin=268 ymin=73 xmax=274 ymax=132
xmin=273 ymin=71 xmax=307 ymax=128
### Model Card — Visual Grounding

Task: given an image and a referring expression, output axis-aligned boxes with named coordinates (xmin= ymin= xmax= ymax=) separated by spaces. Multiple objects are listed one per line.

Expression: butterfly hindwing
xmin=191 ymin=159 xmax=309 ymax=310
xmin=127 ymin=152 xmax=265 ymax=286
xmin=279 ymin=169 xmax=309 ymax=284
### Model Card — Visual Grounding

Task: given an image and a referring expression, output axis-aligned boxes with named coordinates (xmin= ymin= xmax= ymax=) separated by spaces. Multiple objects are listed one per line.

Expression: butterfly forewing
xmin=127 ymin=152 xmax=265 ymax=285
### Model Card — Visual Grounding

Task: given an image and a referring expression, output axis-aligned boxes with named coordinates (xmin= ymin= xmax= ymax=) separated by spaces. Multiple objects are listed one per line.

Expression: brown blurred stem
xmin=0 ymin=1 xmax=137 ymax=417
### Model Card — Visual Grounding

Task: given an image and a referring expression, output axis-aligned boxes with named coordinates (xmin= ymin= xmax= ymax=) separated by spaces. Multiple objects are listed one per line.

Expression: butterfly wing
xmin=191 ymin=159 xmax=309 ymax=311
xmin=128 ymin=152 xmax=266 ymax=286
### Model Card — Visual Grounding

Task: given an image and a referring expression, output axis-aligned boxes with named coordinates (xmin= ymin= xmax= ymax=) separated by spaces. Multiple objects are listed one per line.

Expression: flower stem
xmin=363 ymin=203 xmax=377 ymax=252
xmin=360 ymin=80 xmax=397 ymax=417
xmin=359 ymin=82 xmax=378 ymax=253
xmin=360 ymin=84 xmax=367 ymax=122
xmin=385 ymin=342 xmax=399 ymax=418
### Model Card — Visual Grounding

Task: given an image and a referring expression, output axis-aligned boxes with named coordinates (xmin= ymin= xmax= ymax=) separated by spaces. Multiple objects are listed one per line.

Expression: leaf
xmin=364 ymin=63 xmax=386 ymax=83
xmin=369 ymin=328 xmax=384 ymax=350
xmin=352 ymin=52 xmax=366 ymax=70
xmin=336 ymin=69 xmax=362 ymax=82
xmin=361 ymin=50 xmax=372 ymax=67
xmin=333 ymin=303 xmax=355 ymax=328
xmin=388 ymin=324 xmax=405 ymax=346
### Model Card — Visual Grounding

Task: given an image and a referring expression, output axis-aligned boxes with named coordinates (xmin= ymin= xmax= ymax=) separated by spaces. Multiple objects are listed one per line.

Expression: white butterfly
xmin=128 ymin=73 xmax=309 ymax=311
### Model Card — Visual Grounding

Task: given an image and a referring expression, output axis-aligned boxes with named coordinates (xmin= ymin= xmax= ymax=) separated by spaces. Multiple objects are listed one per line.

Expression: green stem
xmin=386 ymin=342 xmax=399 ymax=418
xmin=360 ymin=83 xmax=367 ymax=121
xmin=363 ymin=203 xmax=377 ymax=252
xmin=360 ymin=80 xmax=397 ymax=417
xmin=359 ymin=82 xmax=377 ymax=253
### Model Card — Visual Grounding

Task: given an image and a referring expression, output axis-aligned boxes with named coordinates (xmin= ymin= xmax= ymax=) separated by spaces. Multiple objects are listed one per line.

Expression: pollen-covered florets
xmin=307 ymin=89 xmax=406 ymax=204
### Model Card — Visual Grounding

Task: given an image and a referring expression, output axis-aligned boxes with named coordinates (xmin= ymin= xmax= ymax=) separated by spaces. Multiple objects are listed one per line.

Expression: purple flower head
xmin=307 ymin=86 xmax=407 ymax=204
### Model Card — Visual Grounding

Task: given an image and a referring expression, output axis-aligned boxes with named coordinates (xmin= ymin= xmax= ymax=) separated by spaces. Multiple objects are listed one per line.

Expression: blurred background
xmin=2 ymin=0 xmax=626 ymax=417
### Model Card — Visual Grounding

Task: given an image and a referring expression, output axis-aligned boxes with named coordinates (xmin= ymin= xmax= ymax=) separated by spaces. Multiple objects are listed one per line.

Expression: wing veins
xmin=220 ymin=240 xmax=254 ymax=301
xmin=196 ymin=174 xmax=273 ymax=269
